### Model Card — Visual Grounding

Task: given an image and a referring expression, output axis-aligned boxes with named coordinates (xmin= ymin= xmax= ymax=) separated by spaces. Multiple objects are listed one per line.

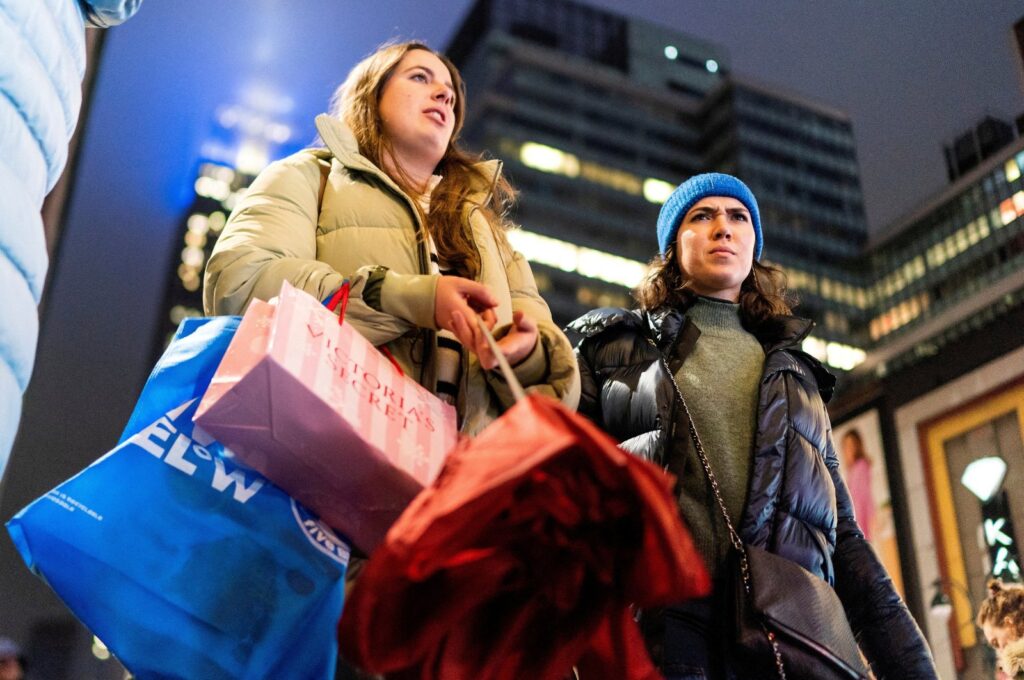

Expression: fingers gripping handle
xmin=476 ymin=316 xmax=527 ymax=402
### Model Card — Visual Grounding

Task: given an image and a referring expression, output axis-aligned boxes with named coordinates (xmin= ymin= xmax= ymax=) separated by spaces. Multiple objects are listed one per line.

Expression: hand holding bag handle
xmin=476 ymin=315 xmax=527 ymax=402
xmin=655 ymin=351 xmax=869 ymax=680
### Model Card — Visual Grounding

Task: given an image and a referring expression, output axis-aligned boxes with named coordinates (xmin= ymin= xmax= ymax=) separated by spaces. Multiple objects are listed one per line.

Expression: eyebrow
xmin=403 ymin=65 xmax=455 ymax=92
xmin=687 ymin=205 xmax=750 ymax=216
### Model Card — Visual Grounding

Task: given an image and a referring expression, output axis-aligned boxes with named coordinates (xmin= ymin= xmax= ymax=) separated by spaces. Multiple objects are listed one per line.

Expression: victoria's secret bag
xmin=658 ymin=356 xmax=869 ymax=680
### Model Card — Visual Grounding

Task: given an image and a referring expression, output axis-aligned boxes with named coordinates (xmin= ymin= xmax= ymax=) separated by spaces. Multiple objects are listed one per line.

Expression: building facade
xmin=446 ymin=0 xmax=870 ymax=372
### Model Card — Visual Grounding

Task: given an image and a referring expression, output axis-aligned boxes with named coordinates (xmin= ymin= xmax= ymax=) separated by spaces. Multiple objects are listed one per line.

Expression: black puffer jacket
xmin=569 ymin=305 xmax=937 ymax=680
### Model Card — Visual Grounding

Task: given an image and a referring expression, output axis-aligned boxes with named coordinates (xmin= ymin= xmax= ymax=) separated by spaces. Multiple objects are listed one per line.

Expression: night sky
xmin=582 ymin=0 xmax=1024 ymax=235
xmin=2 ymin=0 xmax=1023 ymax=650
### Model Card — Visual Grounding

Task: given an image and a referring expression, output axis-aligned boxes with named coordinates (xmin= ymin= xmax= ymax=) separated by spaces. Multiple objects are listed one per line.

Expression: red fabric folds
xmin=339 ymin=394 xmax=711 ymax=679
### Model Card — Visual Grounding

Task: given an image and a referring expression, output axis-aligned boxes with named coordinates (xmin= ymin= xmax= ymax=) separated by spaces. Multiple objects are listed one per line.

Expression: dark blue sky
xmin=87 ymin=0 xmax=1024 ymax=236
xmin=586 ymin=0 xmax=1024 ymax=234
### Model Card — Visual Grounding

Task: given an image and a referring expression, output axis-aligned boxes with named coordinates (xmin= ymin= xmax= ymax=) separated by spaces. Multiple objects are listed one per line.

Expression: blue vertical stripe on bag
xmin=6 ymin=317 xmax=349 ymax=680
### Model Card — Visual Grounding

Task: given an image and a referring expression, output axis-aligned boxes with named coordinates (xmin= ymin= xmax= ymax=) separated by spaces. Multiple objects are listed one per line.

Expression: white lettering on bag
xmin=127 ymin=402 xmax=265 ymax=504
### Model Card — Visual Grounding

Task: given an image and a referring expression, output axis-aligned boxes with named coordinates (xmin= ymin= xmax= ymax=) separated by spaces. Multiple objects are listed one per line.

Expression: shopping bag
xmin=119 ymin=315 xmax=240 ymax=443
xmin=6 ymin=317 xmax=348 ymax=680
xmin=195 ymin=280 xmax=457 ymax=553
xmin=338 ymin=323 xmax=711 ymax=680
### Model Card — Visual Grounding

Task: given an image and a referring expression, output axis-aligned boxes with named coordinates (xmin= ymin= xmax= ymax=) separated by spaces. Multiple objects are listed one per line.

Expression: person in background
xmin=204 ymin=41 xmax=579 ymax=434
xmin=978 ymin=579 xmax=1024 ymax=679
xmin=0 ymin=638 xmax=24 ymax=680
xmin=569 ymin=173 xmax=937 ymax=678
xmin=0 ymin=0 xmax=142 ymax=484
xmin=841 ymin=428 xmax=876 ymax=541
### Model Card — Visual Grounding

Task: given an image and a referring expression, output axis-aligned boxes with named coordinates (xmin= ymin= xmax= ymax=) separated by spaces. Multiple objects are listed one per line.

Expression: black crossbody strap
xmin=653 ymin=346 xmax=787 ymax=680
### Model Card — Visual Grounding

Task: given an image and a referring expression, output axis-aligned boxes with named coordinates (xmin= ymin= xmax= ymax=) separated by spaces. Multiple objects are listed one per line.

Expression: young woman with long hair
xmin=204 ymin=41 xmax=579 ymax=433
xmin=569 ymin=173 xmax=937 ymax=678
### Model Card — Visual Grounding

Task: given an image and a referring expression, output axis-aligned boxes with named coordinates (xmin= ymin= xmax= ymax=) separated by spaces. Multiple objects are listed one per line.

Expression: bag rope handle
xmin=324 ymin=281 xmax=404 ymax=377
xmin=476 ymin=316 xmax=526 ymax=402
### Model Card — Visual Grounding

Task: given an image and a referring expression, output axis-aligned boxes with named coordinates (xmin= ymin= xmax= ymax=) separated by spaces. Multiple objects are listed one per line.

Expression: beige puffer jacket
xmin=204 ymin=114 xmax=580 ymax=434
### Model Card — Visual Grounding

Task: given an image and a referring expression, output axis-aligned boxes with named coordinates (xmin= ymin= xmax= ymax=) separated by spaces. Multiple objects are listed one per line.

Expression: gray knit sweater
xmin=673 ymin=296 xmax=764 ymax=579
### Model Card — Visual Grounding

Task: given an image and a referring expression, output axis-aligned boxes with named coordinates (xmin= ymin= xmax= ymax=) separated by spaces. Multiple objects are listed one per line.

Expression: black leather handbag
xmin=732 ymin=543 xmax=870 ymax=679
xmin=659 ymin=357 xmax=869 ymax=680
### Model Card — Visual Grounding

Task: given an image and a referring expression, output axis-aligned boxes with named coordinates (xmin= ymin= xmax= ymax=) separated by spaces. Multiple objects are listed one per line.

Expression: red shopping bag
xmin=339 ymin=324 xmax=710 ymax=679
xmin=195 ymin=281 xmax=457 ymax=553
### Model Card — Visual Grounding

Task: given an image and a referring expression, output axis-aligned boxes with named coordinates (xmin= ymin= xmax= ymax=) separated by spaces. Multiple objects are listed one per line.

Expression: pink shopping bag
xmin=195 ymin=281 xmax=457 ymax=553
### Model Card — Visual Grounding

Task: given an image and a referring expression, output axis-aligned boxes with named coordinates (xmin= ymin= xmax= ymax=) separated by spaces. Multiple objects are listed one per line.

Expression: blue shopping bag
xmin=119 ymin=315 xmax=241 ymax=442
xmin=7 ymin=318 xmax=349 ymax=680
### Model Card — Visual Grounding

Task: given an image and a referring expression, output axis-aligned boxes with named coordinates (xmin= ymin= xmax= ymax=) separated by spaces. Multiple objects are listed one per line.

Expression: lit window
xmin=643 ymin=178 xmax=676 ymax=204
xmin=181 ymin=246 xmax=205 ymax=268
xmin=195 ymin=177 xmax=230 ymax=202
xmin=802 ymin=336 xmax=827 ymax=362
xmin=705 ymin=59 xmax=719 ymax=74
xmin=187 ymin=214 xmax=209 ymax=234
xmin=507 ymin=229 xmax=647 ymax=289
xmin=577 ymin=248 xmax=647 ymax=288
xmin=955 ymin=228 xmax=968 ymax=254
xmin=1001 ymin=198 xmax=1016 ymax=225
xmin=1014 ymin=191 xmax=1024 ymax=215
xmin=664 ymin=45 xmax=678 ymax=60
xmin=184 ymin=231 xmax=206 ymax=248
xmin=519 ymin=142 xmax=579 ymax=177
xmin=507 ymin=230 xmax=576 ymax=273
xmin=580 ymin=162 xmax=641 ymax=194
xmin=235 ymin=140 xmax=270 ymax=175
xmin=800 ymin=336 xmax=866 ymax=371
xmin=92 ymin=636 xmax=111 ymax=661
xmin=978 ymin=214 xmax=991 ymax=238
xmin=1006 ymin=159 xmax=1021 ymax=183
xmin=208 ymin=211 xmax=227 ymax=232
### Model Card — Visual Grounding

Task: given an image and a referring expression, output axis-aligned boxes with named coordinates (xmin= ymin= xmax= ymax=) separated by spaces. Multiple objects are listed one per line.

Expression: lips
xmin=424 ymin=107 xmax=447 ymax=126
xmin=709 ymin=247 xmax=735 ymax=255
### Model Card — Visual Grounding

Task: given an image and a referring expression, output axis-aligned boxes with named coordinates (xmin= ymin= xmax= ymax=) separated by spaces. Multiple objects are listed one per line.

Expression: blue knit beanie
xmin=656 ymin=173 xmax=763 ymax=260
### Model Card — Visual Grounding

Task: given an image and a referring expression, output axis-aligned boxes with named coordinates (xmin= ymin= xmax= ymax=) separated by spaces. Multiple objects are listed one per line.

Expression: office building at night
xmin=447 ymin=0 xmax=870 ymax=370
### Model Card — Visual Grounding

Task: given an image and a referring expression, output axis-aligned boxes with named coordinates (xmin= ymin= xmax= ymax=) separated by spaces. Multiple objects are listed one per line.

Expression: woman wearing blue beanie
xmin=568 ymin=174 xmax=937 ymax=679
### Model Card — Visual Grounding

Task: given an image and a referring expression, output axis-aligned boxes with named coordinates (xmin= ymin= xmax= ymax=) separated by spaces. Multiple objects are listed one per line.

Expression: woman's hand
xmin=434 ymin=276 xmax=498 ymax=359
xmin=479 ymin=311 xmax=538 ymax=370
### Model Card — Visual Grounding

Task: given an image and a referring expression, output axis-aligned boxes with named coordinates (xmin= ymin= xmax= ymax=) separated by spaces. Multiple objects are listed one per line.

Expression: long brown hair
xmin=977 ymin=579 xmax=1024 ymax=637
xmin=633 ymin=244 xmax=795 ymax=339
xmin=329 ymin=41 xmax=516 ymax=279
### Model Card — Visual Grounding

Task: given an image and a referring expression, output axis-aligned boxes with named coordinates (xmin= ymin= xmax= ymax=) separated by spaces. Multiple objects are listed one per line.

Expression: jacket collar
xmin=645 ymin=305 xmax=833 ymax=394
xmin=314 ymin=114 xmax=501 ymax=202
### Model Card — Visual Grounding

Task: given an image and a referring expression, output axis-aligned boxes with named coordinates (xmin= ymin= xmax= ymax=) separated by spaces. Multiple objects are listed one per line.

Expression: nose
xmin=712 ymin=216 xmax=733 ymax=240
xmin=433 ymin=86 xmax=454 ymax=108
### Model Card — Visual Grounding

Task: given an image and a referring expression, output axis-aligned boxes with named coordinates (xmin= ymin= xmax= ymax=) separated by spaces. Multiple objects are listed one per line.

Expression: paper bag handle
xmin=476 ymin=316 xmax=526 ymax=402
xmin=324 ymin=281 xmax=404 ymax=377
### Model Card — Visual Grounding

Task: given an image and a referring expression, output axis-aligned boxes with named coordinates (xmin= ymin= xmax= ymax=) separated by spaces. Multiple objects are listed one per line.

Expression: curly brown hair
xmin=329 ymin=41 xmax=516 ymax=279
xmin=977 ymin=579 xmax=1024 ymax=637
xmin=633 ymin=245 xmax=796 ymax=340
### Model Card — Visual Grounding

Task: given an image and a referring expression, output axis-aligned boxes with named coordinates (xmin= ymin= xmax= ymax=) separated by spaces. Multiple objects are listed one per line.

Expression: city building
xmin=446 ymin=0 xmax=870 ymax=372
xmin=944 ymin=115 xmax=1018 ymax=182
xmin=829 ymin=136 xmax=1024 ymax=680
